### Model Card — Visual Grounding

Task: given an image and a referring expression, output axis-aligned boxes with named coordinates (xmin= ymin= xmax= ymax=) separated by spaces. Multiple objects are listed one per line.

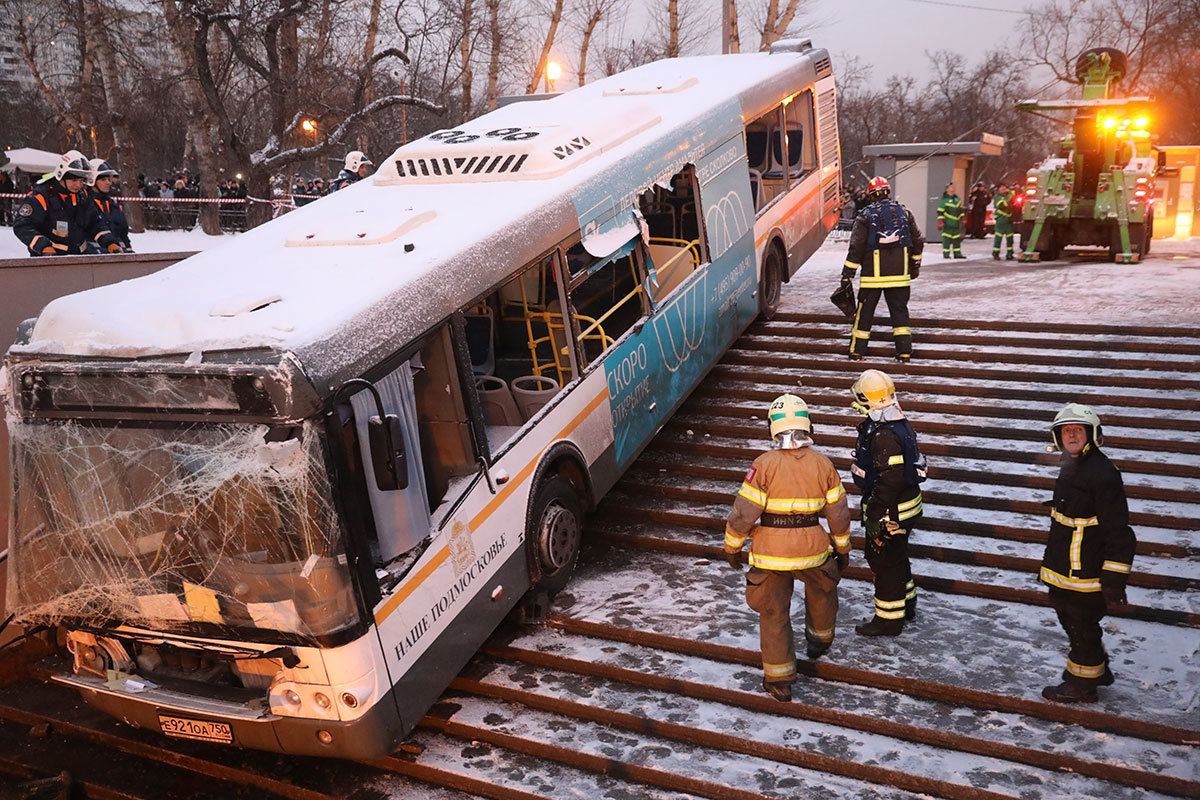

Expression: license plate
xmin=158 ymin=714 xmax=233 ymax=744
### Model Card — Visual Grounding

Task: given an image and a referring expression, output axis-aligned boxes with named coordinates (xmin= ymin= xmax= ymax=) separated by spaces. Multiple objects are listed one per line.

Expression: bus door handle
xmin=479 ymin=457 xmax=497 ymax=495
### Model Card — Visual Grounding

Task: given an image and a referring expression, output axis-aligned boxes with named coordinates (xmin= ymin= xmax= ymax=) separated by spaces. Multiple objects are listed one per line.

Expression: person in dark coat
xmin=968 ymin=181 xmax=991 ymax=239
xmin=13 ymin=150 xmax=121 ymax=256
xmin=0 ymin=170 xmax=15 ymax=225
xmin=847 ymin=369 xmax=926 ymax=637
xmin=839 ymin=176 xmax=924 ymax=362
xmin=1039 ymin=404 xmax=1136 ymax=703
xmin=86 ymin=158 xmax=133 ymax=252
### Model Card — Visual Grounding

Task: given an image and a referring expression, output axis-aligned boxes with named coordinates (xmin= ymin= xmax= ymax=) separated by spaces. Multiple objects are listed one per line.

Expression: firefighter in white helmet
xmin=848 ymin=369 xmax=926 ymax=636
xmin=1039 ymin=403 xmax=1136 ymax=703
xmin=327 ymin=150 xmax=373 ymax=193
xmin=724 ymin=394 xmax=852 ymax=702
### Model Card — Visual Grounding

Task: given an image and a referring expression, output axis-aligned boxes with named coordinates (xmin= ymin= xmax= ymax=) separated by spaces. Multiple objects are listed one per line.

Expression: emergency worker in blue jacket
xmin=13 ymin=150 xmax=122 ymax=256
xmin=327 ymin=151 xmax=373 ymax=193
xmin=848 ymin=369 xmax=926 ymax=636
xmin=840 ymin=176 xmax=924 ymax=362
xmin=86 ymin=158 xmax=133 ymax=252
xmin=1039 ymin=404 xmax=1136 ymax=703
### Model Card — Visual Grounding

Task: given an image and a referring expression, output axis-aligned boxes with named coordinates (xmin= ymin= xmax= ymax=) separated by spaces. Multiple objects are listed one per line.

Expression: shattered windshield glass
xmin=8 ymin=420 xmax=358 ymax=640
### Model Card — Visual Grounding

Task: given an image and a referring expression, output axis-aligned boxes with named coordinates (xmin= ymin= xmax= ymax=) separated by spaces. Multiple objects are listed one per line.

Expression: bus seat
xmin=679 ymin=203 xmax=699 ymax=244
xmin=748 ymin=169 xmax=763 ymax=211
xmin=644 ymin=209 xmax=676 ymax=239
xmin=746 ymin=128 xmax=770 ymax=172
xmin=476 ymin=375 xmax=522 ymax=427
xmin=511 ymin=375 xmax=560 ymax=421
xmin=766 ymin=128 xmax=804 ymax=178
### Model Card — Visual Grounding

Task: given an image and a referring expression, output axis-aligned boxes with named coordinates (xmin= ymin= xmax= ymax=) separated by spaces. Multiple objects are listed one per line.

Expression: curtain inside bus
xmin=350 ymin=360 xmax=431 ymax=563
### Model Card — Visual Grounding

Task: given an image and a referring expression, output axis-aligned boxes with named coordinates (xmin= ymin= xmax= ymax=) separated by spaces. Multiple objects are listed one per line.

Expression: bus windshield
xmin=9 ymin=419 xmax=359 ymax=641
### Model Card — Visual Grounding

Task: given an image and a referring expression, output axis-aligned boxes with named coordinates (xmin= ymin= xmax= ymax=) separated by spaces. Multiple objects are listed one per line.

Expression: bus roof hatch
xmin=374 ymin=102 xmax=661 ymax=185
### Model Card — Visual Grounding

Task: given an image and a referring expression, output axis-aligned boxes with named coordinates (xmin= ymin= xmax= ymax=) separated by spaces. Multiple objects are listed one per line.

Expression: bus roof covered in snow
xmin=15 ymin=49 xmax=827 ymax=390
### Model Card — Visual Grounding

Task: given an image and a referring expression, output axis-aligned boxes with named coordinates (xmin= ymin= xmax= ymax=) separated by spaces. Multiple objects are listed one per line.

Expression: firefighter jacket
xmin=937 ymin=194 xmax=965 ymax=234
xmin=851 ymin=416 xmax=925 ymax=525
xmin=326 ymin=169 xmax=361 ymax=194
xmin=841 ymin=199 xmax=925 ymax=289
xmin=14 ymin=181 xmax=118 ymax=256
xmin=1039 ymin=444 xmax=1136 ymax=595
xmin=993 ymin=192 xmax=1014 ymax=234
xmin=88 ymin=189 xmax=131 ymax=250
xmin=725 ymin=447 xmax=851 ymax=571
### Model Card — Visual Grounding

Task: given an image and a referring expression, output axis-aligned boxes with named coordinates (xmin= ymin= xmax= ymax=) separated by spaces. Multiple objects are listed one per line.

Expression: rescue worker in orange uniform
xmin=724 ymin=394 xmax=852 ymax=702
xmin=840 ymin=176 xmax=924 ymax=362
xmin=13 ymin=150 xmax=123 ymax=256
xmin=849 ymin=370 xmax=926 ymax=636
xmin=1039 ymin=404 xmax=1136 ymax=703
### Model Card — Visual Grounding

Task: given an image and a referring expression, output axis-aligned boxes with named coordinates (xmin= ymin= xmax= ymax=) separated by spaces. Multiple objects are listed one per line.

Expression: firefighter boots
xmin=1041 ymin=681 xmax=1098 ymax=704
xmin=806 ymin=642 xmax=830 ymax=660
xmin=763 ymin=679 xmax=793 ymax=702
xmin=855 ymin=617 xmax=904 ymax=637
xmin=905 ymin=597 xmax=917 ymax=621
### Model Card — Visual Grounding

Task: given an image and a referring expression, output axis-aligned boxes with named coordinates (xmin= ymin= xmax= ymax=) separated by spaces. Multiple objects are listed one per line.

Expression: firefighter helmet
xmin=54 ymin=150 xmax=91 ymax=182
xmin=344 ymin=150 xmax=373 ymax=172
xmin=852 ymin=369 xmax=896 ymax=410
xmin=87 ymin=158 xmax=118 ymax=186
xmin=1049 ymin=403 xmax=1103 ymax=451
xmin=866 ymin=176 xmax=890 ymax=200
xmin=768 ymin=394 xmax=811 ymax=439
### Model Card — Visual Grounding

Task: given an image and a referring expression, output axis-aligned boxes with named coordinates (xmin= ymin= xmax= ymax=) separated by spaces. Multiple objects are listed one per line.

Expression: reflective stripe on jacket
xmin=1039 ymin=444 xmax=1136 ymax=594
xmin=725 ymin=447 xmax=852 ymax=570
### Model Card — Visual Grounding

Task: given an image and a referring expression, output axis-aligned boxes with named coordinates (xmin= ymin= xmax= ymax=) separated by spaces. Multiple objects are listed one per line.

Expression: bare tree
xmin=726 ymin=0 xmax=740 ymax=54
xmin=485 ymin=0 xmax=502 ymax=108
xmin=460 ymin=0 xmax=474 ymax=121
xmin=575 ymin=0 xmax=619 ymax=86
xmin=525 ymin=0 xmax=565 ymax=93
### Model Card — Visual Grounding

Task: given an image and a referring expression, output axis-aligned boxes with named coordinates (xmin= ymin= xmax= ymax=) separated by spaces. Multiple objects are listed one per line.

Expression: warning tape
xmin=0 ymin=192 xmax=321 ymax=205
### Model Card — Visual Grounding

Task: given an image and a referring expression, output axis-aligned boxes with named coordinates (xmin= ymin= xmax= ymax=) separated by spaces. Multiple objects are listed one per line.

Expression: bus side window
xmin=466 ymin=252 xmax=572 ymax=453
xmin=782 ymin=89 xmax=817 ymax=179
xmin=640 ymin=164 xmax=706 ymax=305
xmin=413 ymin=324 xmax=477 ymax=511
xmin=566 ymin=240 xmax=646 ymax=369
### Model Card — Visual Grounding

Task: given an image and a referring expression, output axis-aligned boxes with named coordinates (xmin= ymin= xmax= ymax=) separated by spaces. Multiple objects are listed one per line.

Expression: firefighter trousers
xmin=865 ymin=527 xmax=915 ymax=622
xmin=941 ymin=232 xmax=963 ymax=258
xmin=1048 ymin=587 xmax=1111 ymax=687
xmin=851 ymin=286 xmax=912 ymax=357
xmin=745 ymin=558 xmax=841 ymax=684
xmin=993 ymin=232 xmax=1015 ymax=257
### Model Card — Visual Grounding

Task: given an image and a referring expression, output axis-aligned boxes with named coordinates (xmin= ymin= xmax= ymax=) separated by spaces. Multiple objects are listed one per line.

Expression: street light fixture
xmin=545 ymin=60 xmax=562 ymax=92
xmin=301 ymin=118 xmax=317 ymax=134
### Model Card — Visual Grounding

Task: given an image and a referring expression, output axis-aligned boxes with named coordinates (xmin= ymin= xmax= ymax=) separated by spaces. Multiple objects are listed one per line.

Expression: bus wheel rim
xmin=538 ymin=501 xmax=579 ymax=572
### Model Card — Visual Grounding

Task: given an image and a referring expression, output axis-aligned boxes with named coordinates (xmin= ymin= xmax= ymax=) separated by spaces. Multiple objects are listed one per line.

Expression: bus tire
xmin=759 ymin=243 xmax=784 ymax=320
xmin=526 ymin=474 xmax=583 ymax=597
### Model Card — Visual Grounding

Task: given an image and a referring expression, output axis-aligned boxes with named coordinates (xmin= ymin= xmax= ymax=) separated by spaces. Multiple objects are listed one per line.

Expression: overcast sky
xmin=668 ymin=0 xmax=1029 ymax=87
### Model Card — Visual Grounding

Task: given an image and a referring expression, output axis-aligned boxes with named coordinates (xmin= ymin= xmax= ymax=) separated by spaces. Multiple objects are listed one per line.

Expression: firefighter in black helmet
xmin=1039 ymin=404 xmax=1136 ymax=703
xmin=839 ymin=176 xmax=924 ymax=362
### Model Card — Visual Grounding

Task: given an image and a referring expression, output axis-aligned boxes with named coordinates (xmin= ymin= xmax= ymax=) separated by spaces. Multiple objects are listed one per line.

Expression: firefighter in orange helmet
xmin=724 ymin=394 xmax=852 ymax=702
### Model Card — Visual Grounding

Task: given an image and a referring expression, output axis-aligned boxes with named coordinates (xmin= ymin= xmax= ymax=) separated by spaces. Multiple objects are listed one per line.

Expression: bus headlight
xmin=284 ymin=689 xmax=302 ymax=707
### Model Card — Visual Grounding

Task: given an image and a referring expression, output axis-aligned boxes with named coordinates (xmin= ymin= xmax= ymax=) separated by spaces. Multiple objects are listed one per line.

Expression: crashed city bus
xmin=3 ymin=42 xmax=840 ymax=758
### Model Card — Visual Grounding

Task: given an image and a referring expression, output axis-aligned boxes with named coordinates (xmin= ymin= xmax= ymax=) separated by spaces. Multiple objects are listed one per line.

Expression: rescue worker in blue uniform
xmin=1039 ymin=404 xmax=1136 ymax=703
xmin=13 ymin=150 xmax=122 ymax=256
xmin=327 ymin=150 xmax=373 ymax=193
xmin=86 ymin=158 xmax=133 ymax=252
xmin=848 ymin=370 xmax=926 ymax=636
xmin=724 ymin=394 xmax=852 ymax=701
xmin=840 ymin=176 xmax=924 ymax=362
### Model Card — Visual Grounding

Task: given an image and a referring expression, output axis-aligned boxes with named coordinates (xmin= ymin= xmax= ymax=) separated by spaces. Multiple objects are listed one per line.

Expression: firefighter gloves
xmin=724 ymin=548 xmax=745 ymax=571
xmin=836 ymin=550 xmax=849 ymax=572
xmin=1102 ymin=583 xmax=1127 ymax=608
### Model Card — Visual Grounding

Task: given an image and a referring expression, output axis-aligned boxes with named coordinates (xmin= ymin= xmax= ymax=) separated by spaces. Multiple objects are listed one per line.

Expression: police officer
xmin=840 ymin=176 xmax=924 ymax=362
xmin=1039 ymin=404 xmax=1136 ymax=703
xmin=937 ymin=183 xmax=966 ymax=259
xmin=993 ymin=182 xmax=1015 ymax=260
xmin=968 ymin=181 xmax=990 ymax=239
xmin=327 ymin=151 xmax=373 ymax=193
xmin=13 ymin=150 xmax=122 ymax=256
xmin=724 ymin=394 xmax=852 ymax=701
xmin=86 ymin=158 xmax=133 ymax=252
xmin=849 ymin=370 xmax=926 ymax=637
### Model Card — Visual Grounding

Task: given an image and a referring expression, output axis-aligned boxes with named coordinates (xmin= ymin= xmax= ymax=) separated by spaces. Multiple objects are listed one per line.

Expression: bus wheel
xmin=528 ymin=474 xmax=583 ymax=596
xmin=759 ymin=244 xmax=784 ymax=319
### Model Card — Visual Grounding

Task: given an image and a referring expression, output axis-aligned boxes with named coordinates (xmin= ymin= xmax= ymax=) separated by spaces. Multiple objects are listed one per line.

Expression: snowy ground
xmin=799 ymin=231 xmax=1200 ymax=325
